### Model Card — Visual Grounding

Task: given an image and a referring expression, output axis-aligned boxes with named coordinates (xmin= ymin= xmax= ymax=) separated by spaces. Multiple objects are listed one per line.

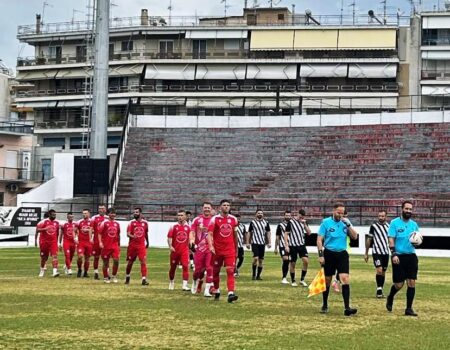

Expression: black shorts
xmin=323 ymin=249 xmax=349 ymax=277
xmin=372 ymin=254 xmax=389 ymax=271
xmin=392 ymin=254 xmax=418 ymax=283
xmin=279 ymin=246 xmax=289 ymax=257
xmin=237 ymin=247 xmax=244 ymax=260
xmin=289 ymin=245 xmax=308 ymax=263
xmin=252 ymin=244 xmax=266 ymax=259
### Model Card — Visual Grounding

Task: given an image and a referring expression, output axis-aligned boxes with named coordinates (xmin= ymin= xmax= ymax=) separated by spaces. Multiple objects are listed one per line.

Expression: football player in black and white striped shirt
xmin=284 ymin=209 xmax=311 ymax=287
xmin=234 ymin=214 xmax=248 ymax=277
xmin=274 ymin=211 xmax=292 ymax=284
xmin=247 ymin=209 xmax=271 ymax=280
xmin=364 ymin=210 xmax=390 ymax=298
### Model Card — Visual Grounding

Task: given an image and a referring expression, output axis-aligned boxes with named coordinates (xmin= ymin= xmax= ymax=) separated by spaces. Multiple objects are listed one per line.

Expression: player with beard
xmin=167 ymin=210 xmax=191 ymax=291
xmin=76 ymin=209 xmax=94 ymax=278
xmin=190 ymin=202 xmax=214 ymax=296
xmin=207 ymin=199 xmax=239 ymax=303
xmin=125 ymin=208 xmax=149 ymax=286
xmin=275 ymin=211 xmax=291 ymax=284
xmin=36 ymin=209 xmax=60 ymax=277
xmin=386 ymin=201 xmax=421 ymax=316
xmin=99 ymin=208 xmax=121 ymax=283
xmin=59 ymin=212 xmax=77 ymax=276
xmin=247 ymin=209 xmax=271 ymax=280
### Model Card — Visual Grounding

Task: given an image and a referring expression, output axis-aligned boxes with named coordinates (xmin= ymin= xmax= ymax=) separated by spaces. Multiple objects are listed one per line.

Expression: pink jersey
xmin=77 ymin=218 xmax=93 ymax=243
xmin=39 ymin=219 xmax=60 ymax=243
xmin=208 ymin=214 xmax=238 ymax=256
xmin=62 ymin=221 xmax=77 ymax=244
xmin=168 ymin=223 xmax=190 ymax=253
xmin=127 ymin=219 xmax=149 ymax=247
xmin=100 ymin=219 xmax=121 ymax=248
xmin=191 ymin=215 xmax=213 ymax=253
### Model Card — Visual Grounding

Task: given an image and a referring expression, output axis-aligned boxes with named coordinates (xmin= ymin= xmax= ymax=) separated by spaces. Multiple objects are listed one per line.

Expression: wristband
xmin=318 ymin=249 xmax=324 ymax=258
xmin=389 ymin=246 xmax=397 ymax=257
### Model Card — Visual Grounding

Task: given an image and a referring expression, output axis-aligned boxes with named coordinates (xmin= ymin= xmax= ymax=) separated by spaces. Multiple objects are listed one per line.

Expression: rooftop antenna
xmin=268 ymin=0 xmax=282 ymax=7
xmin=340 ymin=0 xmax=344 ymax=25
xmin=381 ymin=0 xmax=387 ymax=24
xmin=168 ymin=0 xmax=173 ymax=25
xmin=221 ymin=0 xmax=231 ymax=17
xmin=42 ymin=1 xmax=53 ymax=25
xmin=305 ymin=9 xmax=320 ymax=25
xmin=349 ymin=1 xmax=356 ymax=25
xmin=110 ymin=1 xmax=118 ymax=19
xmin=252 ymin=0 xmax=259 ymax=8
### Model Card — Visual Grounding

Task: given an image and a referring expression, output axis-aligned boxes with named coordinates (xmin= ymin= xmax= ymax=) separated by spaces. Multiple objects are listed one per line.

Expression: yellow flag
xmin=307 ymin=268 xmax=326 ymax=298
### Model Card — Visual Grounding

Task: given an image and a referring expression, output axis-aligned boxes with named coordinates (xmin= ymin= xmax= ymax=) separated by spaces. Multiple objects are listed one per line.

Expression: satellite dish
xmin=305 ymin=9 xmax=312 ymax=16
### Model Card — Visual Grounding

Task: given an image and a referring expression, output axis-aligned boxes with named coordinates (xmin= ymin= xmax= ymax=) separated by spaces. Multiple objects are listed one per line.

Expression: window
xmin=109 ymin=43 xmax=115 ymax=59
xmin=70 ymin=137 xmax=89 ymax=150
xmin=76 ymin=45 xmax=87 ymax=62
xmin=121 ymin=40 xmax=133 ymax=51
xmin=193 ymin=40 xmax=207 ymax=59
xmin=278 ymin=14 xmax=285 ymax=21
xmin=107 ymin=136 xmax=121 ymax=148
xmin=0 ymin=192 xmax=3 ymax=206
xmin=159 ymin=41 xmax=174 ymax=58
xmin=49 ymin=46 xmax=62 ymax=63
xmin=43 ymin=138 xmax=65 ymax=148
xmin=247 ymin=14 xmax=257 ymax=25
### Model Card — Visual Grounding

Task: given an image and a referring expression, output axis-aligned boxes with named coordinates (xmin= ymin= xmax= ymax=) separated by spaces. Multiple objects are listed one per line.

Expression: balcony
xmin=0 ymin=121 xmax=34 ymax=135
xmin=422 ymin=70 xmax=450 ymax=80
xmin=0 ymin=167 xmax=43 ymax=183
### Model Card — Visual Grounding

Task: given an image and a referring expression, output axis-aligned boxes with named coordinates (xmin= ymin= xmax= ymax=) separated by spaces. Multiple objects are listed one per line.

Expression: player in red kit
xmin=76 ymin=209 xmax=93 ymax=278
xmin=125 ymin=207 xmax=149 ymax=286
xmin=58 ymin=212 xmax=77 ymax=275
xmin=190 ymin=202 xmax=214 ymax=297
xmin=99 ymin=207 xmax=121 ymax=283
xmin=167 ymin=210 xmax=191 ymax=291
xmin=35 ymin=211 xmax=49 ymax=273
xmin=36 ymin=209 xmax=60 ymax=277
xmin=207 ymin=199 xmax=239 ymax=303
xmin=91 ymin=205 xmax=107 ymax=280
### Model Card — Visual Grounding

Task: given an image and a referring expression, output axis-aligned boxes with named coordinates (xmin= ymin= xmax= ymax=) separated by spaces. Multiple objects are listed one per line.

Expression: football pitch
xmin=0 ymin=248 xmax=449 ymax=350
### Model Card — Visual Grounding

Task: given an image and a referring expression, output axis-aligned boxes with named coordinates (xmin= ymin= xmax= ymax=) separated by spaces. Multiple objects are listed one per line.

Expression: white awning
xmin=186 ymin=30 xmax=247 ymax=39
xmin=145 ymin=64 xmax=196 ymax=80
xmin=302 ymin=97 xmax=397 ymax=109
xmin=195 ymin=64 xmax=246 ymax=80
xmin=56 ymin=100 xmax=85 ymax=107
xmin=300 ymin=64 xmax=347 ymax=78
xmin=422 ymin=51 xmax=450 ymax=60
xmin=15 ymin=101 xmax=58 ymax=108
xmin=16 ymin=70 xmax=58 ymax=80
xmin=246 ymin=64 xmax=297 ymax=80
xmin=244 ymin=99 xmax=277 ymax=108
xmin=55 ymin=68 xmax=92 ymax=79
xmin=421 ymin=85 xmax=450 ymax=95
xmin=140 ymin=98 xmax=186 ymax=106
xmin=348 ymin=64 xmax=397 ymax=79
xmin=186 ymin=98 xmax=244 ymax=108
xmin=109 ymin=64 xmax=145 ymax=77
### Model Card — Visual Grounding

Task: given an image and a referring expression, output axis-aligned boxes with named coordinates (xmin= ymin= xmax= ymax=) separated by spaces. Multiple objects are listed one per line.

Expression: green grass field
xmin=0 ymin=248 xmax=449 ymax=350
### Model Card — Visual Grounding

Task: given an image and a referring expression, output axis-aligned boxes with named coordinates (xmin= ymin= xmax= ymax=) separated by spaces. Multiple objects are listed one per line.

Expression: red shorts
xmin=102 ymin=245 xmax=120 ymax=260
xmin=127 ymin=245 xmax=147 ymax=261
xmin=63 ymin=241 xmax=76 ymax=255
xmin=170 ymin=250 xmax=189 ymax=266
xmin=77 ymin=241 xmax=93 ymax=257
xmin=91 ymin=242 xmax=101 ymax=256
xmin=40 ymin=241 xmax=58 ymax=257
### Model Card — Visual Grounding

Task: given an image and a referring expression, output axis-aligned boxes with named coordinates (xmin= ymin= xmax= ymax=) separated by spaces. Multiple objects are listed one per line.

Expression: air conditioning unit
xmin=7 ymin=184 xmax=19 ymax=192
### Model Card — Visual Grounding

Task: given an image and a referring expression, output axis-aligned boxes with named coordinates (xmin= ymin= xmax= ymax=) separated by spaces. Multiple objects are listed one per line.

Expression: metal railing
xmin=0 ymin=167 xmax=43 ymax=182
xmin=0 ymin=121 xmax=34 ymax=134
xmin=20 ymin=200 xmax=450 ymax=227
xmin=17 ymin=14 xmax=411 ymax=36
xmin=422 ymin=70 xmax=450 ymax=80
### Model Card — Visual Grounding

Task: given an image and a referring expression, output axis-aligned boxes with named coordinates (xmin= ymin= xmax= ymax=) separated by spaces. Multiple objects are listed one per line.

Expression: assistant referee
xmin=317 ymin=203 xmax=358 ymax=316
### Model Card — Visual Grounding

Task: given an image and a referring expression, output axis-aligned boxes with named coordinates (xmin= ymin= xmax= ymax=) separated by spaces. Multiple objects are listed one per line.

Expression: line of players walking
xmin=35 ymin=200 xmax=421 ymax=315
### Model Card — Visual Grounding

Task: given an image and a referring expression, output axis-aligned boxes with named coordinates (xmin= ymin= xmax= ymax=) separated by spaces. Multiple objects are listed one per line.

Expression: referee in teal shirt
xmin=386 ymin=200 xmax=420 ymax=316
xmin=317 ymin=203 xmax=359 ymax=316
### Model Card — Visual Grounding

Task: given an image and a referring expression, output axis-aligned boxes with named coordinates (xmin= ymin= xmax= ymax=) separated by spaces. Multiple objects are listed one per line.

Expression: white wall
xmin=134 ymin=110 xmax=449 ymax=129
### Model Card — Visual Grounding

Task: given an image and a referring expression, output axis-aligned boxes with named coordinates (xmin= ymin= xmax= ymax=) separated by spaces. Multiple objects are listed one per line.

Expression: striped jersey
xmin=368 ymin=221 xmax=390 ymax=255
xmin=285 ymin=219 xmax=306 ymax=246
xmin=249 ymin=219 xmax=270 ymax=245
xmin=236 ymin=223 xmax=246 ymax=249
xmin=276 ymin=221 xmax=288 ymax=248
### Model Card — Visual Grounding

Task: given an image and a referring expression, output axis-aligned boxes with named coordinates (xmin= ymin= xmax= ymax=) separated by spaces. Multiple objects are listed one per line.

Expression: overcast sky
xmin=0 ymin=0 xmax=442 ymax=72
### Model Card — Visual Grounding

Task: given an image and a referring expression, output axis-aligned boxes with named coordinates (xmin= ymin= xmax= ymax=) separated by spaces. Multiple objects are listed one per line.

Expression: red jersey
xmin=77 ymin=218 xmax=93 ymax=243
xmin=100 ymin=219 xmax=121 ymax=248
xmin=168 ymin=222 xmax=190 ymax=253
xmin=92 ymin=214 xmax=107 ymax=238
xmin=208 ymin=214 xmax=238 ymax=256
xmin=191 ymin=215 xmax=213 ymax=253
xmin=127 ymin=219 xmax=149 ymax=247
xmin=39 ymin=219 xmax=60 ymax=243
xmin=62 ymin=221 xmax=77 ymax=244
